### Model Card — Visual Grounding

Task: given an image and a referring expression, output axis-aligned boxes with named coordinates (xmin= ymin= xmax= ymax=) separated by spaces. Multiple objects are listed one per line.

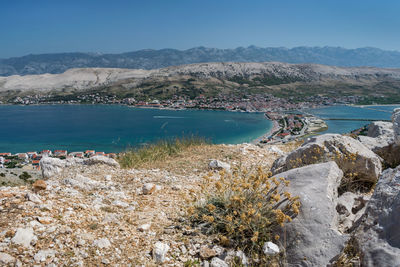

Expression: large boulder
xmin=272 ymin=134 xmax=382 ymax=183
xmin=393 ymin=108 xmax=400 ymax=145
xmin=358 ymin=121 xmax=400 ymax=167
xmin=349 ymin=166 xmax=400 ymax=267
xmin=367 ymin=121 xmax=394 ymax=138
xmin=83 ymin=156 xmax=120 ymax=168
xmin=40 ymin=156 xmax=65 ymax=178
xmin=40 ymin=155 xmax=120 ymax=178
xmin=275 ymin=162 xmax=349 ymax=266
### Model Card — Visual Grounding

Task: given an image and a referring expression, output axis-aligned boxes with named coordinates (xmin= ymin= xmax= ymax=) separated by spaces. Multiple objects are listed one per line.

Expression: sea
xmin=0 ymin=104 xmax=399 ymax=154
xmin=0 ymin=105 xmax=271 ymax=153
xmin=305 ymin=105 xmax=400 ymax=134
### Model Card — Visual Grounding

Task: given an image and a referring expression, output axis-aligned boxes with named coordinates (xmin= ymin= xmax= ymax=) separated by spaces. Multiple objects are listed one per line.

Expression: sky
xmin=1 ymin=0 xmax=400 ymax=58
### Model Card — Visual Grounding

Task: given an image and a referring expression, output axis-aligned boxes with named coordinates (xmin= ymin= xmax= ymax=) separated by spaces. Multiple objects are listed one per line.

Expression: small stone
xmin=77 ymin=239 xmax=86 ymax=247
xmin=138 ymin=223 xmax=151 ymax=232
xmin=0 ymin=252 xmax=15 ymax=264
xmin=29 ymin=221 xmax=42 ymax=230
xmin=33 ymin=180 xmax=47 ymax=191
xmin=25 ymin=192 xmax=42 ymax=204
xmin=153 ymin=241 xmax=169 ymax=263
xmin=200 ymin=246 xmax=217 ymax=259
xmin=59 ymin=226 xmax=72 ymax=234
xmin=94 ymin=238 xmax=111 ymax=249
xmin=37 ymin=217 xmax=52 ymax=225
xmin=105 ymin=175 xmax=112 ymax=181
xmin=172 ymin=185 xmax=182 ymax=191
xmin=212 ymin=245 xmax=224 ymax=256
xmin=102 ymin=258 xmax=110 ymax=264
xmin=263 ymin=241 xmax=280 ymax=255
xmin=11 ymin=227 xmax=35 ymax=247
xmin=235 ymin=250 xmax=249 ymax=266
xmin=112 ymin=200 xmax=129 ymax=208
xmin=143 ymin=183 xmax=156 ymax=195
xmin=209 ymin=159 xmax=231 ymax=171
xmin=34 ymin=249 xmax=56 ymax=262
xmin=180 ymin=244 xmax=187 ymax=254
xmin=210 ymin=257 xmax=229 ymax=267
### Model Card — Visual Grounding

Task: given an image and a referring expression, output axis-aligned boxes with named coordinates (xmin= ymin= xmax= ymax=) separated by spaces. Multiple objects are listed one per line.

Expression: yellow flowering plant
xmin=187 ymin=165 xmax=301 ymax=261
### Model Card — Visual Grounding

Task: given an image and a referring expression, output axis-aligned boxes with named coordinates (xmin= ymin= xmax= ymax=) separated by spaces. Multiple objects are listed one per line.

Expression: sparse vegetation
xmin=19 ymin=171 xmax=31 ymax=181
xmin=118 ymin=136 xmax=209 ymax=169
xmin=187 ymin=166 xmax=300 ymax=264
xmin=332 ymin=237 xmax=361 ymax=267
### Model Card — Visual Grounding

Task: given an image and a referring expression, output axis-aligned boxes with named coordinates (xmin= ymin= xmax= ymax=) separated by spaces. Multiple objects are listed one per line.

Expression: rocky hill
xmin=1 ymin=62 xmax=400 ymax=103
xmin=2 ymin=46 xmax=400 ymax=76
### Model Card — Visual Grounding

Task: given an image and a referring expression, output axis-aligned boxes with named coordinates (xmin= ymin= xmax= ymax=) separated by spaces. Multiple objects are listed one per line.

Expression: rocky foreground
xmin=0 ymin=109 xmax=400 ymax=266
xmin=0 ymin=142 xmax=287 ymax=266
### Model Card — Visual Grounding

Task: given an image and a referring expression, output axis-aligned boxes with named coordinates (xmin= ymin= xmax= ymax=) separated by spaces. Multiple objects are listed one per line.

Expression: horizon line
xmin=2 ymin=45 xmax=400 ymax=60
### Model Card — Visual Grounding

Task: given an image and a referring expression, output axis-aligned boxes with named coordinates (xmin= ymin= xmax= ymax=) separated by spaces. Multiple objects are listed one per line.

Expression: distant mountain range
xmin=2 ymin=46 xmax=400 ymax=76
xmin=2 ymin=62 xmax=400 ymax=104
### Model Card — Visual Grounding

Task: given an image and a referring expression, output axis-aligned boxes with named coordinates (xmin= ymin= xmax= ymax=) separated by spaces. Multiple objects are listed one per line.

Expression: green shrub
xmin=19 ymin=171 xmax=32 ymax=181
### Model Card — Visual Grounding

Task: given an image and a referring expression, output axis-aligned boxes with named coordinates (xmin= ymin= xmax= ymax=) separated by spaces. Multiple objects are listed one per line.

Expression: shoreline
xmin=349 ymin=104 xmax=400 ymax=107
xmin=251 ymin=119 xmax=280 ymax=144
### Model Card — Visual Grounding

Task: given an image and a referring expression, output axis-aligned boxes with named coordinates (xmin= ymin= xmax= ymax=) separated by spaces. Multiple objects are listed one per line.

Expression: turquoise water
xmin=0 ymin=105 xmax=271 ymax=153
xmin=306 ymin=105 xmax=400 ymax=134
xmin=2 ymin=104 xmax=399 ymax=154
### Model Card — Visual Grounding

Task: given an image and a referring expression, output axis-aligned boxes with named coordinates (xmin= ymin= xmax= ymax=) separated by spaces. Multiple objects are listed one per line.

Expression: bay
xmin=306 ymin=105 xmax=400 ymax=134
xmin=0 ymin=105 xmax=271 ymax=153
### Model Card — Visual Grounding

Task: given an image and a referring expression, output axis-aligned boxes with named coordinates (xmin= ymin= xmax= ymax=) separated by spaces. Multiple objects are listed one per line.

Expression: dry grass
xmin=332 ymin=237 xmax=361 ymax=266
xmin=187 ymin=166 xmax=301 ymax=265
xmin=118 ymin=136 xmax=209 ymax=169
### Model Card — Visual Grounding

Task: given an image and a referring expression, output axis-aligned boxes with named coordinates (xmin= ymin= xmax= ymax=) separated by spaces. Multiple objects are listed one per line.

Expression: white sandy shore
xmin=252 ymin=120 xmax=280 ymax=144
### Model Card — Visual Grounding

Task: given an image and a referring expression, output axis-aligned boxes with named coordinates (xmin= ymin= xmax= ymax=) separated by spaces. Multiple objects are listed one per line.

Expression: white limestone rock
xmin=153 ymin=241 xmax=169 ymax=263
xmin=62 ymin=174 xmax=101 ymax=191
xmin=94 ymin=238 xmax=111 ymax=249
xmin=266 ymin=145 xmax=285 ymax=156
xmin=209 ymin=160 xmax=231 ymax=172
xmin=83 ymin=156 xmax=120 ymax=168
xmin=0 ymin=252 xmax=15 ymax=265
xmin=25 ymin=192 xmax=42 ymax=204
xmin=11 ymin=227 xmax=36 ymax=248
xmin=272 ymin=134 xmax=382 ymax=183
xmin=350 ymin=166 xmax=400 ymax=267
xmin=34 ymin=249 xmax=56 ymax=262
xmin=40 ymin=156 xmax=65 ymax=178
xmin=142 ymin=183 xmax=156 ymax=195
xmin=138 ymin=223 xmax=151 ymax=232
xmin=275 ymin=162 xmax=348 ymax=266
xmin=336 ymin=192 xmax=369 ymax=233
xmin=210 ymin=257 xmax=229 ymax=267
xmin=358 ymin=120 xmax=400 ymax=167
xmin=263 ymin=242 xmax=280 ymax=255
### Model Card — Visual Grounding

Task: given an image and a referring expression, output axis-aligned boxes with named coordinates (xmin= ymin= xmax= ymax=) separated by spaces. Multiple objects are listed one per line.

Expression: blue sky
xmin=1 ymin=0 xmax=399 ymax=58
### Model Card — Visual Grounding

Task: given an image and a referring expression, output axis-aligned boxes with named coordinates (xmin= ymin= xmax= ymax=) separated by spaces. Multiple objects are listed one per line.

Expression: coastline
xmin=349 ymin=104 xmax=400 ymax=107
xmin=251 ymin=119 xmax=280 ymax=144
